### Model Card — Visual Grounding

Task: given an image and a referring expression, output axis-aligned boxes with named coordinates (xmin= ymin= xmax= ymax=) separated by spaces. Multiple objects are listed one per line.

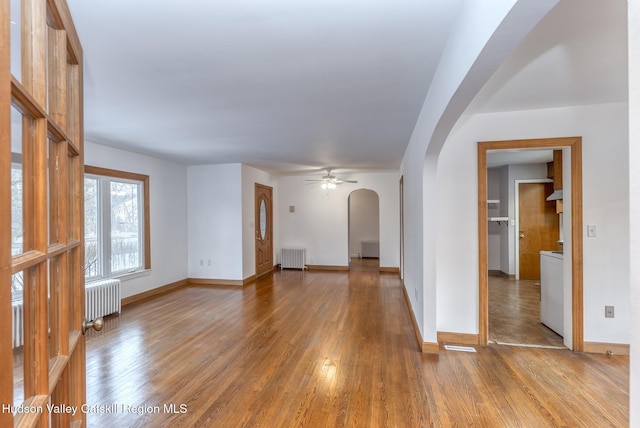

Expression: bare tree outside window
xmin=84 ymin=169 xmax=147 ymax=280
xmin=84 ymin=177 xmax=99 ymax=277
xmin=110 ymin=181 xmax=140 ymax=273
xmin=11 ymin=166 xmax=23 ymax=300
xmin=11 ymin=167 xmax=22 ymax=256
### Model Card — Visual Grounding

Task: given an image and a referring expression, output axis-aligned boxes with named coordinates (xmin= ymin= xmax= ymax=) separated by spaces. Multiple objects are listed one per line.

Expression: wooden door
xmin=1 ymin=0 xmax=86 ymax=426
xmin=519 ymin=182 xmax=560 ymax=280
xmin=255 ymin=184 xmax=273 ymax=277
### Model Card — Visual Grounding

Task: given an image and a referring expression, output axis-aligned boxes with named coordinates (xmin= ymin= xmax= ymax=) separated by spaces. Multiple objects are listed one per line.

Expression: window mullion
xmin=101 ymin=177 xmax=111 ymax=278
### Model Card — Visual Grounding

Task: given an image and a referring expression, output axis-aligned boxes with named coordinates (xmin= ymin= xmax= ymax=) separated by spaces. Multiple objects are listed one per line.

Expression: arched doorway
xmin=348 ymin=189 xmax=380 ymax=269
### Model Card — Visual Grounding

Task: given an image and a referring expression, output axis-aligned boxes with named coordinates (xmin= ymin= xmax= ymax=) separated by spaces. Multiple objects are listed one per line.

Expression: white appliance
xmin=540 ymin=251 xmax=564 ymax=336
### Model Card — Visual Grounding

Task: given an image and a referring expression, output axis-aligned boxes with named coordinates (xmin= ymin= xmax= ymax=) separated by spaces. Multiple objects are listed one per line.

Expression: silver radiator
xmin=361 ymin=241 xmax=379 ymax=258
xmin=280 ymin=248 xmax=307 ymax=270
xmin=85 ymin=278 xmax=121 ymax=321
xmin=10 ymin=278 xmax=121 ymax=349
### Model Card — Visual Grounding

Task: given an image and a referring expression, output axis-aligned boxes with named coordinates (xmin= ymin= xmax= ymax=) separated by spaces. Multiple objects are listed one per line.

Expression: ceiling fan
xmin=305 ymin=168 xmax=358 ymax=190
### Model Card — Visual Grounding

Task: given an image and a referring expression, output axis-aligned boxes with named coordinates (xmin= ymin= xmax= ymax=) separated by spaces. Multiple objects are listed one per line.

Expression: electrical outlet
xmin=605 ymin=305 xmax=614 ymax=318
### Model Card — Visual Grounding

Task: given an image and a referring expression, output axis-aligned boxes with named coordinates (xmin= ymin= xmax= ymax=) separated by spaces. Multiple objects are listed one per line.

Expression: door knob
xmin=519 ymin=232 xmax=525 ymax=239
xmin=82 ymin=317 xmax=104 ymax=334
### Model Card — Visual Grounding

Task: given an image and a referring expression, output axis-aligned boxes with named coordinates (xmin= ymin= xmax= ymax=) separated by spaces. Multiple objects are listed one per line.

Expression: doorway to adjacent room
xmin=478 ymin=137 xmax=583 ymax=351
xmin=348 ymin=189 xmax=380 ymax=270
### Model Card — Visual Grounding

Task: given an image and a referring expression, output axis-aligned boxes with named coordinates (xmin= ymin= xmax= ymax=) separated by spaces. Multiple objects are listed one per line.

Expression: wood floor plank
xmin=75 ymin=261 xmax=628 ymax=427
xmin=489 ymin=275 xmax=566 ymax=347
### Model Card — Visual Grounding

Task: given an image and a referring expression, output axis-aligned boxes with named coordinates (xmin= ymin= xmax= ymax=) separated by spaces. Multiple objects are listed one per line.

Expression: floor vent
xmin=444 ymin=345 xmax=477 ymax=353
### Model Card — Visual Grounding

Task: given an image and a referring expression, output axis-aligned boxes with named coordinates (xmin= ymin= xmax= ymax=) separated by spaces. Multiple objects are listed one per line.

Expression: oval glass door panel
xmin=259 ymin=199 xmax=267 ymax=240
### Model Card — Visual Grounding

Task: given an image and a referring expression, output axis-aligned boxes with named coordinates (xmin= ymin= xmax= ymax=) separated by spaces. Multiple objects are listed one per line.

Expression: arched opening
xmin=348 ymin=189 xmax=380 ymax=270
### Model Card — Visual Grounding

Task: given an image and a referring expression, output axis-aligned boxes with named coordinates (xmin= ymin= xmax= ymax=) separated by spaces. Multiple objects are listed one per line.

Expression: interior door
xmin=518 ymin=182 xmax=560 ymax=280
xmin=1 ymin=1 xmax=87 ymax=426
xmin=255 ymin=184 xmax=273 ymax=277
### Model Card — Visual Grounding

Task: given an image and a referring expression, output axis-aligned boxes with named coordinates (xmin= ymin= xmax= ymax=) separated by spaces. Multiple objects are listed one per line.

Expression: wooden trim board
xmin=478 ymin=137 xmax=583 ymax=351
xmin=188 ymin=278 xmax=245 ymax=287
xmin=583 ymin=342 xmax=629 ymax=356
xmin=243 ymin=274 xmax=258 ymax=285
xmin=437 ymin=332 xmax=480 ymax=346
xmin=401 ymin=282 xmax=439 ymax=354
xmin=122 ymin=279 xmax=188 ymax=306
xmin=306 ymin=265 xmax=349 ymax=271
xmin=122 ymin=274 xmax=260 ymax=307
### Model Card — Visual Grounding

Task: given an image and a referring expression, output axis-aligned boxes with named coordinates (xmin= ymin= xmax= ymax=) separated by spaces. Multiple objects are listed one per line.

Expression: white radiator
xmin=12 ymin=301 xmax=24 ymax=348
xmin=85 ymin=278 xmax=121 ymax=321
xmin=280 ymin=248 xmax=307 ymax=270
xmin=361 ymin=241 xmax=379 ymax=258
xmin=10 ymin=279 xmax=121 ymax=349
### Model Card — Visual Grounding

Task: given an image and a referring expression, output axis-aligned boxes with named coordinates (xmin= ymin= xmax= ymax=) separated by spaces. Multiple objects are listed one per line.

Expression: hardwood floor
xmin=488 ymin=274 xmax=566 ymax=348
xmin=13 ymin=262 xmax=627 ymax=426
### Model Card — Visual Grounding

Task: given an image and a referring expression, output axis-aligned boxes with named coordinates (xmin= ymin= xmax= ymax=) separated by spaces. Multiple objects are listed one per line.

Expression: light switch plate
xmin=587 ymin=225 xmax=596 ymax=237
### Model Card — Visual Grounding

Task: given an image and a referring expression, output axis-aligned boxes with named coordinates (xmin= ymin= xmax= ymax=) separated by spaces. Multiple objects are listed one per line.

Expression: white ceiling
xmin=467 ymin=0 xmax=627 ymax=114
xmin=67 ymin=0 xmax=627 ymax=175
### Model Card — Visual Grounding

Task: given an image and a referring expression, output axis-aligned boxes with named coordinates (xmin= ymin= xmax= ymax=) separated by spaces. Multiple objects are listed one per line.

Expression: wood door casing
xmin=255 ymin=184 xmax=273 ymax=277
xmin=478 ymin=137 xmax=583 ymax=352
xmin=518 ymin=182 xmax=560 ymax=280
xmin=1 ymin=0 xmax=86 ymax=426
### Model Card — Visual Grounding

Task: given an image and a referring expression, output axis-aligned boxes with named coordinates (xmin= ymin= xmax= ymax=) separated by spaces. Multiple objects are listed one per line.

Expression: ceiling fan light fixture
xmin=307 ymin=168 xmax=356 ymax=190
xmin=321 ymin=181 xmax=337 ymax=190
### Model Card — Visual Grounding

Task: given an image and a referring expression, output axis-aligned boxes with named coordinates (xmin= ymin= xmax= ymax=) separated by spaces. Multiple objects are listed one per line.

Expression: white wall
xmin=278 ymin=172 xmax=399 ymax=268
xmin=241 ymin=165 xmax=278 ymax=279
xmin=401 ymin=0 xmax=557 ymax=342
xmin=349 ymin=189 xmax=380 ymax=258
xmin=436 ymin=102 xmax=630 ymax=345
xmin=628 ymin=1 xmax=639 ymax=425
xmin=84 ymin=141 xmax=188 ymax=299
xmin=187 ymin=164 xmax=243 ymax=281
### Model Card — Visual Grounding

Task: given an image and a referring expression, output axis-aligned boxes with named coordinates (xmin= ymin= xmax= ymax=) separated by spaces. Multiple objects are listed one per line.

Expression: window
xmin=11 ymin=160 xmax=23 ymax=301
xmin=84 ymin=166 xmax=150 ymax=280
